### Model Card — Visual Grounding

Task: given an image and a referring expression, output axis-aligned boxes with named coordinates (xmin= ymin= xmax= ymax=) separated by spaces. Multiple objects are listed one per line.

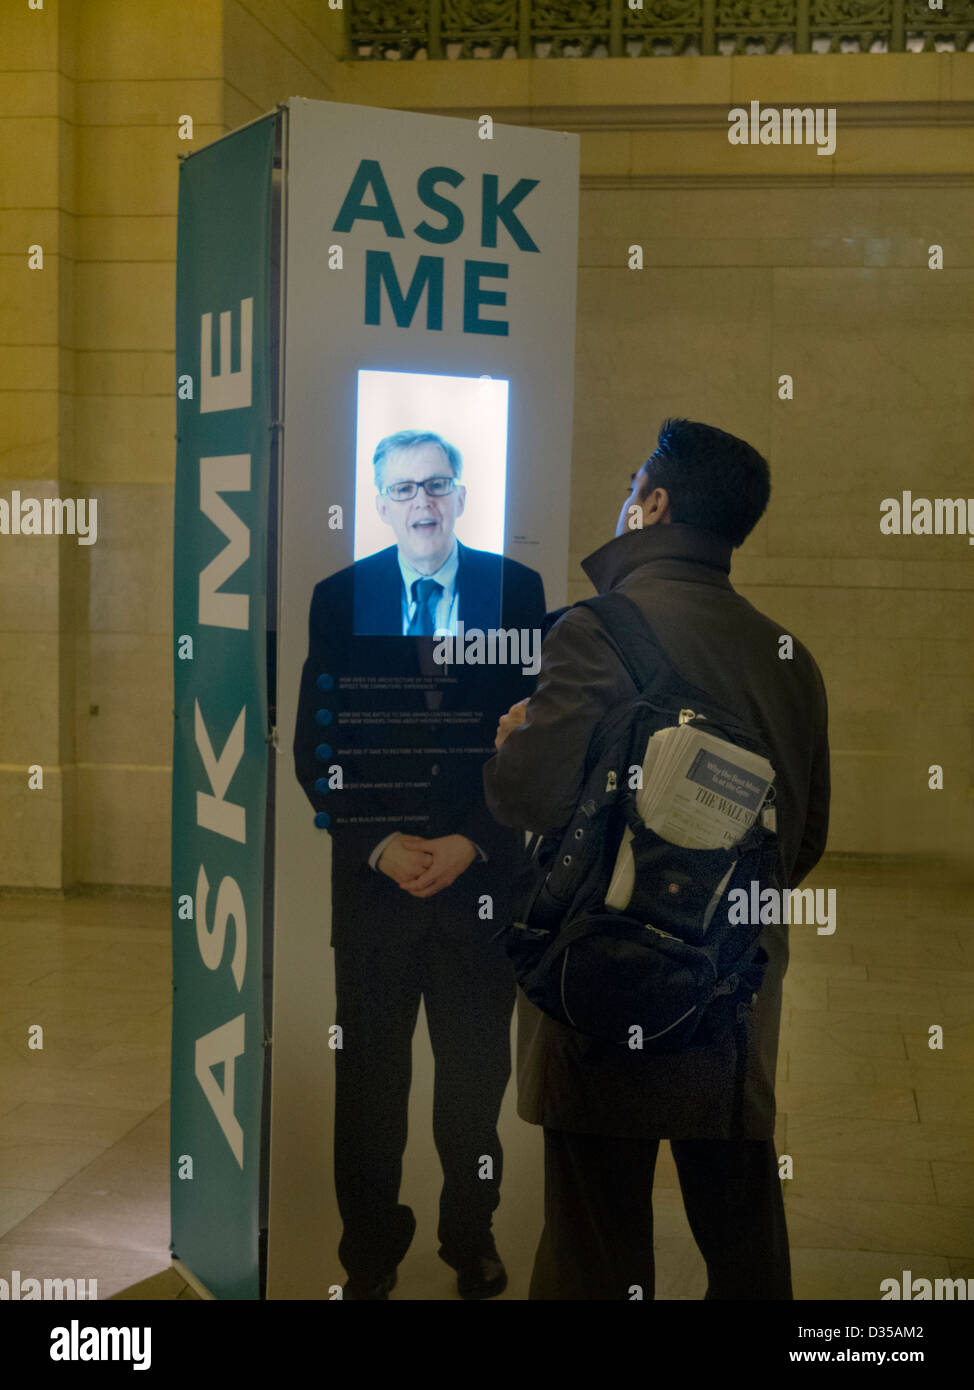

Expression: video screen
xmin=352 ymin=368 xmax=509 ymax=637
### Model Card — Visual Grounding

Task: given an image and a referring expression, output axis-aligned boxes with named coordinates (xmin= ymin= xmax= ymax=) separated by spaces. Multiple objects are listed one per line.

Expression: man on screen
xmin=353 ymin=429 xmax=501 ymax=638
xmin=294 ymin=428 xmax=545 ymax=1301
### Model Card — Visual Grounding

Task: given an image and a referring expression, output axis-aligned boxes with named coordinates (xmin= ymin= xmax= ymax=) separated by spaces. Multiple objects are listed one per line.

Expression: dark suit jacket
xmin=483 ymin=523 xmax=830 ymax=1141
xmin=294 ymin=540 xmax=546 ymax=895
xmin=351 ymin=539 xmax=505 ymax=636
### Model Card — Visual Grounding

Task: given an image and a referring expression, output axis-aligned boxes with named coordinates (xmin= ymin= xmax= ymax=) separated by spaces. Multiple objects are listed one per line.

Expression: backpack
xmin=494 ymin=590 xmax=784 ymax=1055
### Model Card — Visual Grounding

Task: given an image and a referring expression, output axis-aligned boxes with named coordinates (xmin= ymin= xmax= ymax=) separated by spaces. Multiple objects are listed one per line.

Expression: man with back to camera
xmin=483 ymin=418 xmax=830 ymax=1300
xmin=294 ymin=428 xmax=545 ymax=1300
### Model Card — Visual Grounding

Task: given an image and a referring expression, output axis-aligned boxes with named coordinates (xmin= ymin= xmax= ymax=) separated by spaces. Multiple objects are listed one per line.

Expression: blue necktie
xmin=408 ymin=577 xmax=442 ymax=636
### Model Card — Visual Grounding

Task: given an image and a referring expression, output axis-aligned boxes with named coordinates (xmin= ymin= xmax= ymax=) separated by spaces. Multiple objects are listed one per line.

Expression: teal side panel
xmin=171 ymin=115 xmax=276 ymax=1300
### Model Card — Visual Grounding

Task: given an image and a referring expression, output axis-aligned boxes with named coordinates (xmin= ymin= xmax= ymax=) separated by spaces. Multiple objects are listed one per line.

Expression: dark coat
xmin=294 ymin=541 xmax=547 ymax=879
xmin=482 ymin=523 xmax=830 ymax=1140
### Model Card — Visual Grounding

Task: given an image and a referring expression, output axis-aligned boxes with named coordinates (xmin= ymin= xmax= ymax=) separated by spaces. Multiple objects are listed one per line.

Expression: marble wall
xmin=571 ymin=183 xmax=974 ymax=859
xmin=1 ymin=1 xmax=75 ymax=887
xmin=1 ymin=1 xmax=339 ymax=887
xmin=2 ymin=9 xmax=971 ymax=883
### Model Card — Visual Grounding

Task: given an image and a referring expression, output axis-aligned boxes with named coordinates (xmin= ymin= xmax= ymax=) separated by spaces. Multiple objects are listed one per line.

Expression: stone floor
xmin=0 ymin=856 xmax=972 ymax=1300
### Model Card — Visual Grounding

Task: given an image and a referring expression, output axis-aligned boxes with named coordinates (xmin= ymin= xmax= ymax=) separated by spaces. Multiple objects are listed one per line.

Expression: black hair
xmin=640 ymin=418 xmax=771 ymax=548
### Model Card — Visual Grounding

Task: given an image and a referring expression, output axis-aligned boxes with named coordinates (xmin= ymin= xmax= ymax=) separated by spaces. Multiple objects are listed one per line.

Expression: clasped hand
xmin=377 ymin=833 xmax=477 ymax=898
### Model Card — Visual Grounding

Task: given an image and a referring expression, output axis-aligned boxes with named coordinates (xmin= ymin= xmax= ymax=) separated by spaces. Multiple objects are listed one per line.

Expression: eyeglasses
xmin=381 ymin=476 xmax=458 ymax=502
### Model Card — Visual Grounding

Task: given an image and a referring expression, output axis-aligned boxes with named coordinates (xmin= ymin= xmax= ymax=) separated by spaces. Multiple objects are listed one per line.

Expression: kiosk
xmin=172 ymin=99 xmax=579 ymax=1299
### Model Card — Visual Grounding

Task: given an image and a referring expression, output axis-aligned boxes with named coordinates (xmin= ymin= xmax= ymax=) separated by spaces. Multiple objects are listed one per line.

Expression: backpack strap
xmin=574 ymin=590 xmax=670 ymax=694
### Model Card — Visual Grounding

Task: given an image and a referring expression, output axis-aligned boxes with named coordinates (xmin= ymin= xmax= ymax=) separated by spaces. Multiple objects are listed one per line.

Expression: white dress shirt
xmin=397 ymin=540 xmax=460 ymax=636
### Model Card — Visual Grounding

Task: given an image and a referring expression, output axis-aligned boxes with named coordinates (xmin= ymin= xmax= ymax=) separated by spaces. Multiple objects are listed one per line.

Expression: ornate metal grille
xmin=346 ymin=0 xmax=974 ymax=59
